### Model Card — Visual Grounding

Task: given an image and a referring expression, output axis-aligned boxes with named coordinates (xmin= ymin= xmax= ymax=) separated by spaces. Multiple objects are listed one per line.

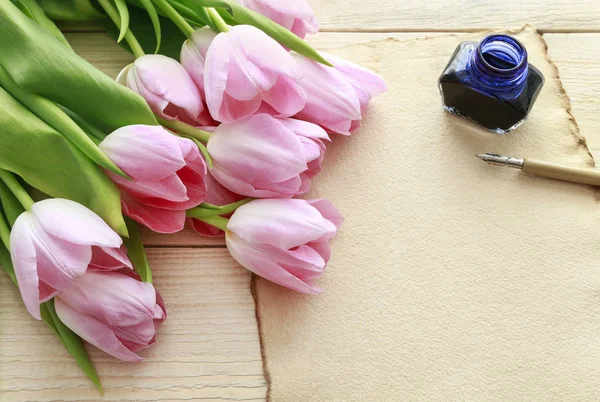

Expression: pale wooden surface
xmin=3 ymin=3 xmax=600 ymax=401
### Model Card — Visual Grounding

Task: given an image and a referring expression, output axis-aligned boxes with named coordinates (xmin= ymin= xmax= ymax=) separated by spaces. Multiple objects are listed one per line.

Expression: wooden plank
xmin=545 ymin=34 xmax=600 ymax=163
xmin=0 ymin=248 xmax=267 ymax=401
xmin=58 ymin=1 xmax=600 ymax=33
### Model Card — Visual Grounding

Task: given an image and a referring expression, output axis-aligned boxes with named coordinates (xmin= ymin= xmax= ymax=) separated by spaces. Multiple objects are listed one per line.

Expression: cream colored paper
xmin=256 ymin=27 xmax=600 ymax=401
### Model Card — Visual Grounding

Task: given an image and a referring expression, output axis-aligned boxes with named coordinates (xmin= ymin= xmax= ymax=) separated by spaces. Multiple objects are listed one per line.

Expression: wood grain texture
xmin=311 ymin=0 xmax=600 ymax=32
xmin=0 ymin=248 xmax=267 ymax=401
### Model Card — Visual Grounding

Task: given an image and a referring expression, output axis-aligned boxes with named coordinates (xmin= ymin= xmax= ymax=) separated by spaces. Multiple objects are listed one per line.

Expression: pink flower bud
xmin=207 ymin=114 xmax=328 ymax=198
xmin=10 ymin=199 xmax=131 ymax=320
xmin=118 ymin=55 xmax=214 ymax=126
xmin=55 ymin=270 xmax=166 ymax=362
xmin=238 ymin=0 xmax=319 ymax=38
xmin=99 ymin=125 xmax=207 ymax=234
xmin=294 ymin=53 xmax=387 ymax=135
xmin=225 ymin=199 xmax=343 ymax=294
xmin=203 ymin=25 xmax=306 ymax=122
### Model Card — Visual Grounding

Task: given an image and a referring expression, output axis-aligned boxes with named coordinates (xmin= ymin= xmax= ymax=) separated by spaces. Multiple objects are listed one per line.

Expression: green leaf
xmin=0 ymin=86 xmax=128 ymax=236
xmin=138 ymin=0 xmax=162 ymax=52
xmin=45 ymin=299 xmax=104 ymax=393
xmin=122 ymin=218 xmax=152 ymax=283
xmin=102 ymin=6 xmax=188 ymax=59
xmin=0 ymin=240 xmax=17 ymax=286
xmin=0 ymin=180 xmax=24 ymax=227
xmin=215 ymin=1 xmax=331 ymax=66
xmin=114 ymin=0 xmax=130 ymax=43
xmin=0 ymin=0 xmax=158 ymax=133
xmin=10 ymin=0 xmax=72 ymax=48
xmin=37 ymin=0 xmax=104 ymax=20
xmin=0 ymin=66 xmax=128 ymax=178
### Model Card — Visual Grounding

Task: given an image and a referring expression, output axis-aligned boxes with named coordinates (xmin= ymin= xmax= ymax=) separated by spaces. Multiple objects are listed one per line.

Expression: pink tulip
xmin=225 ymin=199 xmax=343 ymax=294
xmin=187 ymin=171 xmax=245 ymax=237
xmin=118 ymin=55 xmax=214 ymax=126
xmin=181 ymin=27 xmax=217 ymax=97
xmin=238 ymin=0 xmax=319 ymax=38
xmin=55 ymin=270 xmax=166 ymax=362
xmin=10 ymin=199 xmax=130 ymax=320
xmin=207 ymin=114 xmax=328 ymax=198
xmin=203 ymin=25 xmax=306 ymax=122
xmin=294 ymin=53 xmax=387 ymax=135
xmin=99 ymin=125 xmax=207 ymax=234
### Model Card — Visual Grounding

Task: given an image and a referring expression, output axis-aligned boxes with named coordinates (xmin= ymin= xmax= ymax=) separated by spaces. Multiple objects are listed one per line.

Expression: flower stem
xmin=152 ymin=0 xmax=195 ymax=38
xmin=96 ymin=0 xmax=146 ymax=58
xmin=207 ymin=7 xmax=230 ymax=32
xmin=0 ymin=211 xmax=11 ymax=250
xmin=0 ymin=171 xmax=34 ymax=211
xmin=187 ymin=198 xmax=252 ymax=219
xmin=196 ymin=215 xmax=229 ymax=231
xmin=157 ymin=117 xmax=212 ymax=143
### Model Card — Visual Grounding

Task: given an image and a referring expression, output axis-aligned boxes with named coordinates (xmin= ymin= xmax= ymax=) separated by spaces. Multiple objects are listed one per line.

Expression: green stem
xmin=166 ymin=0 xmax=206 ymax=26
xmin=0 ymin=211 xmax=11 ymax=251
xmin=0 ymin=171 xmax=34 ymax=211
xmin=197 ymin=215 xmax=229 ymax=231
xmin=207 ymin=7 xmax=230 ymax=32
xmin=157 ymin=117 xmax=212 ymax=143
xmin=187 ymin=198 xmax=252 ymax=220
xmin=96 ymin=0 xmax=146 ymax=58
xmin=152 ymin=0 xmax=195 ymax=38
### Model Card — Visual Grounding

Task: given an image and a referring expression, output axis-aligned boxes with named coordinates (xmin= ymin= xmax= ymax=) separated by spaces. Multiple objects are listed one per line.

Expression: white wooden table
xmin=1 ymin=1 xmax=600 ymax=400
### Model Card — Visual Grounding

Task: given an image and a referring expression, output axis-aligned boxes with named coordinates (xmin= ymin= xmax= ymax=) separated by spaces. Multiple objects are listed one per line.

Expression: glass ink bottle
xmin=438 ymin=34 xmax=544 ymax=134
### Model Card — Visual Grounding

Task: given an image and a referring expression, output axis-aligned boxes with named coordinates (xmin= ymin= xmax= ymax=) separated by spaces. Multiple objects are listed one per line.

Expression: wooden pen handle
xmin=523 ymin=159 xmax=600 ymax=187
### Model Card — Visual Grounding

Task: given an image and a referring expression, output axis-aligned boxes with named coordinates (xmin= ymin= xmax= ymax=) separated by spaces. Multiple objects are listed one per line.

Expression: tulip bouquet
xmin=0 ymin=0 xmax=386 ymax=391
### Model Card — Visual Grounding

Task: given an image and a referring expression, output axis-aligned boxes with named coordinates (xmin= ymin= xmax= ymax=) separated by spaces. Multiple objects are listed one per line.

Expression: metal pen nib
xmin=476 ymin=153 xmax=524 ymax=169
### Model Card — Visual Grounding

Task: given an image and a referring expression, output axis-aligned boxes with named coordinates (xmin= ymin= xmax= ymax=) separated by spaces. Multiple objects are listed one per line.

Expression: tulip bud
xmin=238 ymin=0 xmax=319 ymax=39
xmin=207 ymin=114 xmax=328 ymax=198
xmin=202 ymin=25 xmax=306 ymax=122
xmin=10 ymin=199 xmax=131 ymax=320
xmin=225 ymin=199 xmax=343 ymax=294
xmin=293 ymin=53 xmax=387 ymax=135
xmin=55 ymin=270 xmax=166 ymax=362
xmin=117 ymin=55 xmax=214 ymax=126
xmin=99 ymin=125 xmax=208 ymax=234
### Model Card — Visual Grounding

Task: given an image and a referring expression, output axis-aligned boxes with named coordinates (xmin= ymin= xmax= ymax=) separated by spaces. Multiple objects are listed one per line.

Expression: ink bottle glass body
xmin=438 ymin=35 xmax=544 ymax=134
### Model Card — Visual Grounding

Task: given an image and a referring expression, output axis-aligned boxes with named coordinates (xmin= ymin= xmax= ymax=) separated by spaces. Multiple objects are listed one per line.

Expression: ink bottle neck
xmin=469 ymin=35 xmax=529 ymax=90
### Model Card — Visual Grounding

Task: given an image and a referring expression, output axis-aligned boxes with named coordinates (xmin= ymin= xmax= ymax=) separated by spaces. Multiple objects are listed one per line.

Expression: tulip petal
xmin=228 ymin=199 xmax=337 ymax=249
xmin=39 ymin=282 xmax=60 ymax=303
xmin=226 ymin=232 xmax=322 ymax=294
xmin=278 ymin=118 xmax=330 ymax=141
xmin=112 ymin=172 xmax=189 ymax=203
xmin=99 ymin=125 xmax=187 ymax=182
xmin=89 ymin=246 xmax=132 ymax=271
xmin=324 ymin=53 xmax=388 ymax=98
xmin=208 ymin=115 xmax=307 ymax=184
xmin=58 ymin=271 xmax=159 ymax=327
xmin=55 ymin=298 xmax=143 ymax=362
xmin=181 ymin=28 xmax=217 ymax=93
xmin=32 ymin=221 xmax=91 ymax=291
xmin=121 ymin=194 xmax=186 ymax=234
xmin=188 ymin=218 xmax=225 ymax=237
xmin=32 ymin=199 xmax=123 ymax=248
xmin=133 ymin=55 xmax=203 ymax=120
xmin=307 ymin=199 xmax=344 ymax=230
xmin=10 ymin=213 xmax=41 ymax=319
xmin=262 ymin=76 xmax=306 ymax=117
